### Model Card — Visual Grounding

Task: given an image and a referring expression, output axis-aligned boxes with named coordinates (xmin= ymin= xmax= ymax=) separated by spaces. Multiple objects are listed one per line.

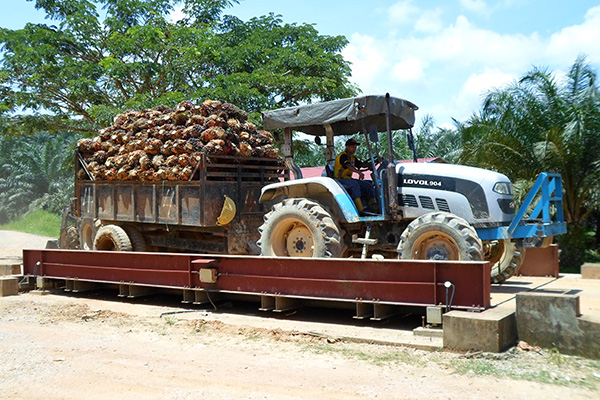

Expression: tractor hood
xmin=262 ymin=95 xmax=418 ymax=136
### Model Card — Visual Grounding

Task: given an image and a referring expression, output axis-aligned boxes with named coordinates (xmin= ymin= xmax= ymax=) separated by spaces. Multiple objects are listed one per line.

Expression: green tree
xmin=0 ymin=0 xmax=356 ymax=135
xmin=459 ymin=56 xmax=600 ymax=268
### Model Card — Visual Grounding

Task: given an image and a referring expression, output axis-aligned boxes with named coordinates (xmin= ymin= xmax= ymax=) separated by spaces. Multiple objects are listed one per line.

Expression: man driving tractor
xmin=334 ymin=138 xmax=377 ymax=215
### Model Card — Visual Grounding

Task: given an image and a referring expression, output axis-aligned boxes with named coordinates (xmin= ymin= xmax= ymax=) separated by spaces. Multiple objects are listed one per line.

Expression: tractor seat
xmin=322 ymin=164 xmax=335 ymax=178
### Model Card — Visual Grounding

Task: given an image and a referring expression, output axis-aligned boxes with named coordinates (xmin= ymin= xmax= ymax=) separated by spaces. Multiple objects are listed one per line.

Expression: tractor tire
xmin=258 ymin=198 xmax=344 ymax=258
xmin=79 ymin=218 xmax=98 ymax=250
xmin=59 ymin=226 xmax=79 ymax=249
xmin=93 ymin=225 xmax=132 ymax=252
xmin=397 ymin=212 xmax=483 ymax=261
xmin=485 ymin=239 xmax=526 ymax=283
xmin=123 ymin=226 xmax=147 ymax=252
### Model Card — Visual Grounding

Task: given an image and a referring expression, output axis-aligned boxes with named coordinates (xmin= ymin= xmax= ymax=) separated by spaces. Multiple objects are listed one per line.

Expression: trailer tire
xmin=258 ymin=198 xmax=344 ymax=258
xmin=397 ymin=212 xmax=483 ymax=261
xmin=79 ymin=218 xmax=98 ymax=250
xmin=59 ymin=226 xmax=79 ymax=249
xmin=93 ymin=225 xmax=132 ymax=252
xmin=487 ymin=240 xmax=526 ymax=283
xmin=123 ymin=226 xmax=147 ymax=252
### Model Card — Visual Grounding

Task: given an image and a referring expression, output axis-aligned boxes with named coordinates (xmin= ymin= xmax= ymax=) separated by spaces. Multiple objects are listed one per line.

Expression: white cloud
xmin=459 ymin=0 xmax=489 ymax=15
xmin=393 ymin=57 xmax=427 ymax=82
xmin=387 ymin=0 xmax=420 ymax=26
xmin=342 ymin=33 xmax=389 ymax=92
xmin=415 ymin=8 xmax=444 ymax=33
xmin=546 ymin=5 xmax=600 ymax=64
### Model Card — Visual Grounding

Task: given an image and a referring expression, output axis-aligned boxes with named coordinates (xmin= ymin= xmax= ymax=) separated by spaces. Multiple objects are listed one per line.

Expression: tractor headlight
xmin=493 ymin=182 xmax=512 ymax=195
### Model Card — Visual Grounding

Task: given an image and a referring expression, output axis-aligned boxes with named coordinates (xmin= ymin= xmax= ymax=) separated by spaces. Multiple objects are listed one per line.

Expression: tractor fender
xmin=259 ymin=177 xmax=360 ymax=223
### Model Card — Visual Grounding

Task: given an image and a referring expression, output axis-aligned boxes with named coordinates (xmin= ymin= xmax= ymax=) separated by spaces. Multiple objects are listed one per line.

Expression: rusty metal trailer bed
xmin=22 ymin=250 xmax=491 ymax=319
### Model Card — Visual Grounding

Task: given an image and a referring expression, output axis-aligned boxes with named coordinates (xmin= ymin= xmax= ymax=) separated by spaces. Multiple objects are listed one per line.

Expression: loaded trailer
xmin=63 ymin=153 xmax=286 ymax=255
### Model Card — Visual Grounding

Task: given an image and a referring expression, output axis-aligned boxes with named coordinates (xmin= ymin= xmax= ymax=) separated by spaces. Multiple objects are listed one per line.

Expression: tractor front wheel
xmin=397 ymin=212 xmax=483 ymax=261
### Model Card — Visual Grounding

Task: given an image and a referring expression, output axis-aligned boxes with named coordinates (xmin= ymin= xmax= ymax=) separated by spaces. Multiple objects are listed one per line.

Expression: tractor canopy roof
xmin=262 ymin=94 xmax=418 ymax=137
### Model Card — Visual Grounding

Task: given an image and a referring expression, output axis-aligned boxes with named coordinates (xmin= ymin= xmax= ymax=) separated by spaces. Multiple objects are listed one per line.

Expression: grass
xmin=0 ymin=210 xmax=61 ymax=238
xmin=303 ymin=342 xmax=599 ymax=391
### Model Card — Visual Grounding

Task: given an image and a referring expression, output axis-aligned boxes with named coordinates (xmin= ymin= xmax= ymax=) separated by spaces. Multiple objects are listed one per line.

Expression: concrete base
xmin=518 ymin=245 xmax=559 ymax=277
xmin=581 ymin=263 xmax=600 ymax=279
xmin=0 ymin=276 xmax=19 ymax=297
xmin=516 ymin=291 xmax=600 ymax=359
xmin=443 ymin=305 xmax=517 ymax=353
xmin=414 ymin=327 xmax=443 ymax=338
xmin=0 ymin=264 xmax=21 ymax=276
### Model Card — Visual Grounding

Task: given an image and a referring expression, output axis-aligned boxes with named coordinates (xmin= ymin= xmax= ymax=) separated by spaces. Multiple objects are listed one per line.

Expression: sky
xmin=2 ymin=0 xmax=600 ymax=128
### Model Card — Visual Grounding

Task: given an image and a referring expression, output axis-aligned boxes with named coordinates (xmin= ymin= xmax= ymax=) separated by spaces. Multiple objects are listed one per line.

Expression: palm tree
xmin=459 ymin=55 xmax=600 ymax=267
xmin=0 ymin=132 xmax=79 ymax=223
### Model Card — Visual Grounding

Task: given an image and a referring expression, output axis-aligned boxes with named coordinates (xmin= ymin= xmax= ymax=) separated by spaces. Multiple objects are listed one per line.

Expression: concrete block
xmin=0 ymin=276 xmax=19 ymax=297
xmin=518 ymin=245 xmax=559 ymax=277
xmin=443 ymin=305 xmax=517 ymax=353
xmin=516 ymin=291 xmax=600 ymax=359
xmin=0 ymin=264 xmax=21 ymax=276
xmin=581 ymin=263 xmax=600 ymax=279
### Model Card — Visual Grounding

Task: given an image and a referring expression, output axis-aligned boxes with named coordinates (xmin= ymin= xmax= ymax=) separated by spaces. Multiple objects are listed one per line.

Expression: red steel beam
xmin=22 ymin=250 xmax=491 ymax=309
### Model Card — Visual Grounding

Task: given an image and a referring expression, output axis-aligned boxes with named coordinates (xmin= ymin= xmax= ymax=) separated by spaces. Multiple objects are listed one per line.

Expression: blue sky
xmin=2 ymin=0 xmax=600 ymax=128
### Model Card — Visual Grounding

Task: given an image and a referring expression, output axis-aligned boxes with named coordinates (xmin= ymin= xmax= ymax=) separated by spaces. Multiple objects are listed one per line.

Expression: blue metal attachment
xmin=507 ymin=172 xmax=567 ymax=239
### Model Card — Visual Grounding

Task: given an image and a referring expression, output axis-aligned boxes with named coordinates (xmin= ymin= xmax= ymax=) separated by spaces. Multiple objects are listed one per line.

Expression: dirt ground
xmin=1 ymin=231 xmax=600 ymax=399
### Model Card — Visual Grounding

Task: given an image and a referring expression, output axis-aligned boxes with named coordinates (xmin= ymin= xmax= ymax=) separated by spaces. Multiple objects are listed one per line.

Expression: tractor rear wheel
xmin=93 ymin=225 xmax=132 ymax=252
xmin=258 ymin=198 xmax=344 ymax=258
xmin=397 ymin=212 xmax=483 ymax=261
xmin=485 ymin=239 xmax=526 ymax=283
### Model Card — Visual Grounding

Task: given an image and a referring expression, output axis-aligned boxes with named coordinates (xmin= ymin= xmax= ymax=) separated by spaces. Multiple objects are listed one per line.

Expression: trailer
xmin=63 ymin=153 xmax=286 ymax=255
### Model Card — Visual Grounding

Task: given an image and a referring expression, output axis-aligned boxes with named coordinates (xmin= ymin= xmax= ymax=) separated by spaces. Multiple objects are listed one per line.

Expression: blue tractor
xmin=257 ymin=94 xmax=566 ymax=283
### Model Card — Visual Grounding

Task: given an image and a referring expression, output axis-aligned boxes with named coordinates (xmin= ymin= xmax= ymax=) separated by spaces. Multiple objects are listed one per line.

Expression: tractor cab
xmin=262 ymin=94 xmax=419 ymax=221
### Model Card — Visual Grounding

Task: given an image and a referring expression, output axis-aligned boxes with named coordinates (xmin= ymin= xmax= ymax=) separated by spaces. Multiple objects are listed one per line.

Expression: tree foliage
xmin=0 ymin=0 xmax=356 ymax=134
xmin=0 ymin=131 xmax=79 ymax=223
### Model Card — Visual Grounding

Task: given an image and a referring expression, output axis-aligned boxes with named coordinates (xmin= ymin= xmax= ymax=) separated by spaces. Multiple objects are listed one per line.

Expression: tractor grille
xmin=435 ymin=198 xmax=451 ymax=212
xmin=399 ymin=194 xmax=418 ymax=208
xmin=419 ymin=196 xmax=435 ymax=209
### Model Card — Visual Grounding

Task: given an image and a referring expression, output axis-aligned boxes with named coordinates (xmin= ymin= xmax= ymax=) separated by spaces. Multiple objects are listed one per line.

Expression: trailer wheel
xmin=79 ymin=218 xmax=98 ymax=250
xmin=123 ymin=226 xmax=147 ymax=252
xmin=258 ymin=198 xmax=344 ymax=258
xmin=486 ymin=240 xmax=526 ymax=283
xmin=59 ymin=226 xmax=79 ymax=249
xmin=397 ymin=212 xmax=483 ymax=261
xmin=93 ymin=225 xmax=132 ymax=251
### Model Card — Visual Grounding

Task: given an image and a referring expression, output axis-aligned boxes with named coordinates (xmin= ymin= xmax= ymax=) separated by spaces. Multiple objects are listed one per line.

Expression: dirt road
xmin=1 ymin=231 xmax=599 ymax=399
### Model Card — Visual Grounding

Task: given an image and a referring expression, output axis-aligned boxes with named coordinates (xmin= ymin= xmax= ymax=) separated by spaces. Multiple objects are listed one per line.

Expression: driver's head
xmin=345 ymin=138 xmax=359 ymax=154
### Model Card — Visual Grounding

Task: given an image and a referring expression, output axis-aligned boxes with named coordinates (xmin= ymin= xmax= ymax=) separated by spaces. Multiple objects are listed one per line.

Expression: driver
xmin=334 ymin=138 xmax=376 ymax=215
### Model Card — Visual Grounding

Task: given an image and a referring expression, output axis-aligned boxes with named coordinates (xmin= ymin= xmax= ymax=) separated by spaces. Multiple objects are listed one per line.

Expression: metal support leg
xmin=259 ymin=295 xmax=275 ymax=311
xmin=352 ymin=223 xmax=377 ymax=259
xmin=354 ymin=302 xmax=374 ymax=319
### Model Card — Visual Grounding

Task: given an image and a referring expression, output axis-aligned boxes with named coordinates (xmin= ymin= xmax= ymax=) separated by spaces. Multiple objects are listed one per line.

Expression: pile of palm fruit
xmin=76 ymin=100 xmax=280 ymax=181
